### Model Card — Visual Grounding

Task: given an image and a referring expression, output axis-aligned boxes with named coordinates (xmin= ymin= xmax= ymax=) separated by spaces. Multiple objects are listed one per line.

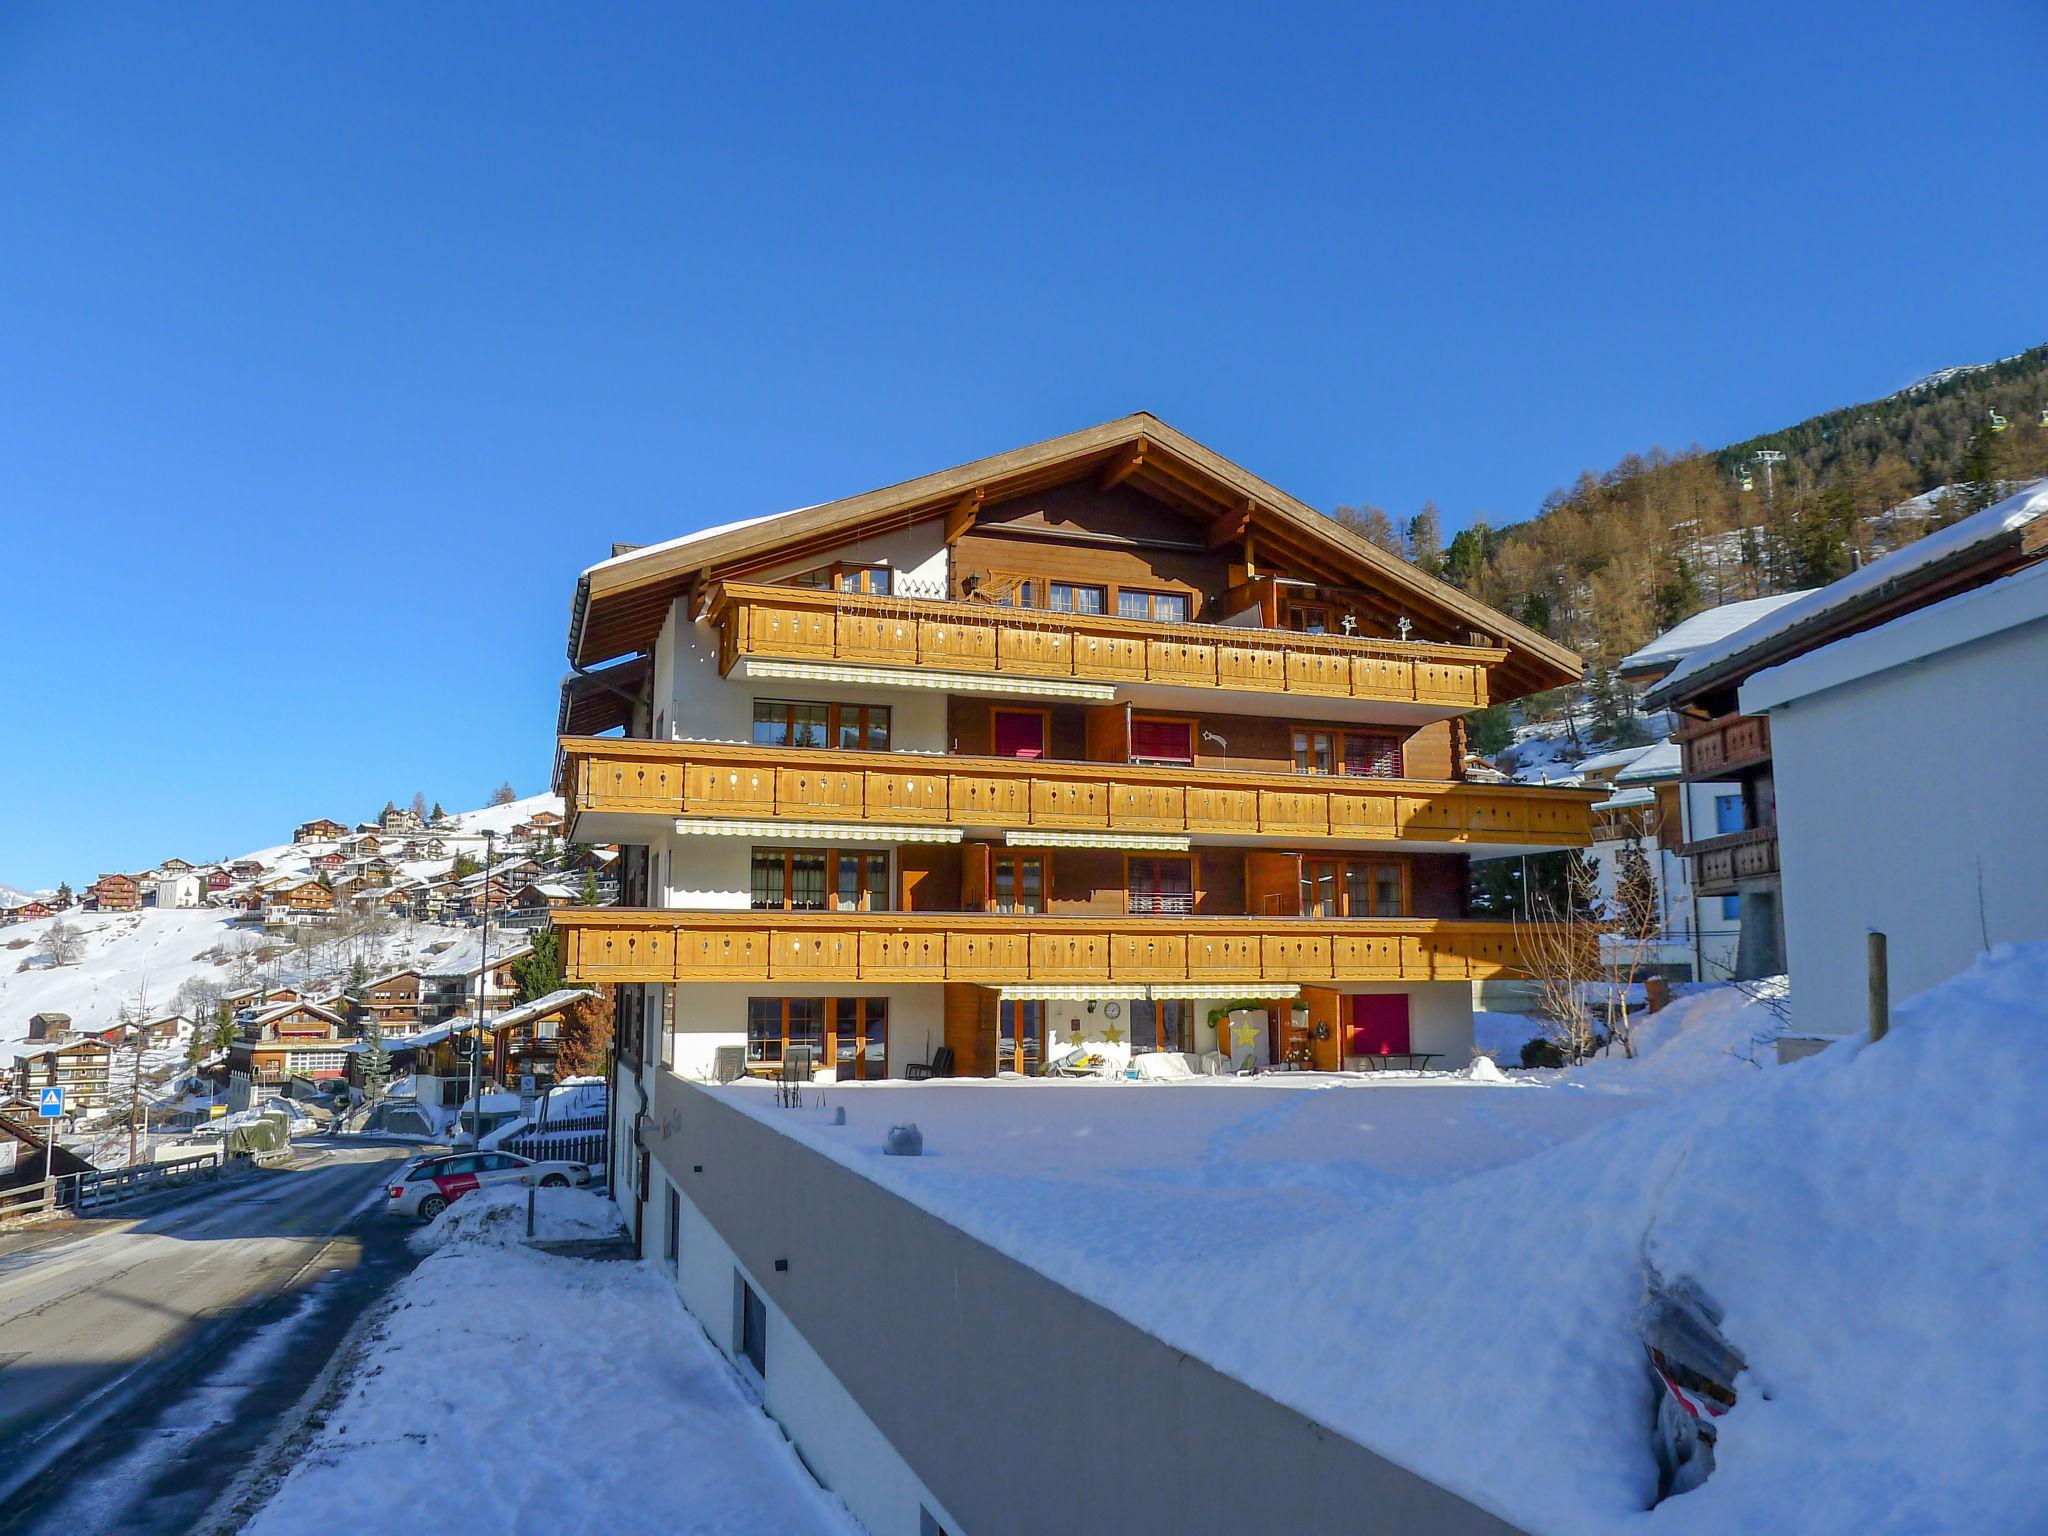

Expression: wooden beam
xmin=944 ymin=488 xmax=983 ymax=546
xmin=1097 ymin=438 xmax=1147 ymax=492
xmin=1206 ymin=499 xmax=1254 ymax=552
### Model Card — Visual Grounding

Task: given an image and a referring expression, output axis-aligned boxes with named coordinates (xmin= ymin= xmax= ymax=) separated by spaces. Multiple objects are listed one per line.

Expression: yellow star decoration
xmin=1099 ymin=1024 xmax=1124 ymax=1045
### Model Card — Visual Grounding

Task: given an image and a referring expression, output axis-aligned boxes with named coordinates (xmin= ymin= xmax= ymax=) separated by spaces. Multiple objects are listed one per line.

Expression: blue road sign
xmin=38 ymin=1087 xmax=65 ymax=1118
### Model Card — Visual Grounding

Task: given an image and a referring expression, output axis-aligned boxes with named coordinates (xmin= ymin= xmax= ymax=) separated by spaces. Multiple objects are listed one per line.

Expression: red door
xmin=1347 ymin=994 xmax=1411 ymax=1058
xmin=993 ymin=710 xmax=1046 ymax=759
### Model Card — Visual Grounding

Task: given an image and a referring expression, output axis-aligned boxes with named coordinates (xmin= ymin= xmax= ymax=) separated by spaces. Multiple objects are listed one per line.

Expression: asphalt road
xmin=0 ymin=1141 xmax=428 ymax=1535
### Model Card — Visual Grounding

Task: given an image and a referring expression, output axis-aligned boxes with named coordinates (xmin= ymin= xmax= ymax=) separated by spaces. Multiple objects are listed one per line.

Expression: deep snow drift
xmin=725 ymin=949 xmax=2048 ymax=1534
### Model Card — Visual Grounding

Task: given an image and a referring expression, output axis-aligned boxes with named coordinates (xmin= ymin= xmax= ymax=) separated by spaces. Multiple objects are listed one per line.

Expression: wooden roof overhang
xmin=567 ymin=414 xmax=1584 ymax=701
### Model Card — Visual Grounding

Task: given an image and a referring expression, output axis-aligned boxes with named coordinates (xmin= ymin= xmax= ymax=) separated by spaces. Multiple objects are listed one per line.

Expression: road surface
xmin=0 ymin=1141 xmax=426 ymax=1535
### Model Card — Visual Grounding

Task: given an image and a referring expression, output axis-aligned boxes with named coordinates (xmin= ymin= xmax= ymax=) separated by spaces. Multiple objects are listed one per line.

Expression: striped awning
xmin=742 ymin=658 xmax=1116 ymax=702
xmin=1144 ymin=982 xmax=1302 ymax=1002
xmin=1008 ymin=830 xmax=1191 ymax=852
xmin=672 ymin=819 xmax=962 ymax=844
xmin=996 ymin=984 xmax=1145 ymax=1003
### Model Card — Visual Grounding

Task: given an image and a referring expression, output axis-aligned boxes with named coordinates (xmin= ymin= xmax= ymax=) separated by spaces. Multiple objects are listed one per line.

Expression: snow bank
xmin=736 ymin=949 xmax=2048 ymax=1533
xmin=246 ymin=1232 xmax=858 ymax=1535
xmin=410 ymin=1183 xmax=622 ymax=1254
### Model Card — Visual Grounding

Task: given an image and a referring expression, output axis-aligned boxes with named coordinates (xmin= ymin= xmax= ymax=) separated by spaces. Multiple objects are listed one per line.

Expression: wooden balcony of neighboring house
xmin=557 ymin=738 xmax=1598 ymax=852
xmin=1680 ymin=825 xmax=1780 ymax=896
xmin=1675 ymin=710 xmax=1772 ymax=781
xmin=705 ymin=580 xmax=1504 ymax=715
xmin=552 ymin=907 xmax=1558 ymax=987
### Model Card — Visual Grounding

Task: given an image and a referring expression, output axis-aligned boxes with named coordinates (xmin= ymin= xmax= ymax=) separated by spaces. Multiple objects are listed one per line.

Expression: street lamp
xmin=466 ymin=830 xmax=496 ymax=1147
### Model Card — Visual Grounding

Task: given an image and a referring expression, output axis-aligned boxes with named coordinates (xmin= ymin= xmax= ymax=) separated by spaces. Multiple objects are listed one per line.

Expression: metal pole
xmin=1868 ymin=931 xmax=1889 ymax=1042
xmin=469 ymin=830 xmax=495 ymax=1147
xmin=41 ymin=1116 xmax=56 ymax=1216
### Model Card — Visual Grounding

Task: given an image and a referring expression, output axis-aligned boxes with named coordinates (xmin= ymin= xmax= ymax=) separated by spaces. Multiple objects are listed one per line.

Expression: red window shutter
xmin=1130 ymin=718 xmax=1193 ymax=764
xmin=993 ymin=711 xmax=1045 ymax=759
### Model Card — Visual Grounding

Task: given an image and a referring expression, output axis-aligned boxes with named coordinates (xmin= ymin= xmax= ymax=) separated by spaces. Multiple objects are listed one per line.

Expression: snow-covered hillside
xmin=0 ymin=884 xmax=42 ymax=909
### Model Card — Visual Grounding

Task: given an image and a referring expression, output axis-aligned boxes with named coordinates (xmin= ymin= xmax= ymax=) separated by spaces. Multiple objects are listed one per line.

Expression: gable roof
xmin=567 ymin=414 xmax=1582 ymax=697
xmin=1646 ymin=479 xmax=2048 ymax=710
xmin=1617 ymin=591 xmax=1815 ymax=683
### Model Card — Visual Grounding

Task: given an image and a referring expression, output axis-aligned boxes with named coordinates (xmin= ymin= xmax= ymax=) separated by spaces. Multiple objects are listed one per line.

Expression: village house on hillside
xmin=12 ymin=1038 xmax=114 ymax=1116
xmin=293 ymin=817 xmax=348 ymax=843
xmin=89 ymin=872 xmax=141 ymax=912
xmin=27 ymin=1012 xmax=73 ymax=1043
xmin=364 ymin=967 xmax=424 ymax=1030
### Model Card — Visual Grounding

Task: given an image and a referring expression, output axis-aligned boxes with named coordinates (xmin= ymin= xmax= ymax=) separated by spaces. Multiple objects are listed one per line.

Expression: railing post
xmin=1868 ymin=931 xmax=1889 ymax=1042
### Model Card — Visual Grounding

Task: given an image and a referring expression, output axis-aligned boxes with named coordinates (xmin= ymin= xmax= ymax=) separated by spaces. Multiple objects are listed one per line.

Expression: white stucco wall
xmin=1749 ymin=582 xmax=2048 ymax=1038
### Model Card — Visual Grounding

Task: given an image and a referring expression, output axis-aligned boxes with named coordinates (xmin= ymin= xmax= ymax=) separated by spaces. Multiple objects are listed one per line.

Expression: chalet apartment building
xmin=551 ymin=416 xmax=1596 ymax=1095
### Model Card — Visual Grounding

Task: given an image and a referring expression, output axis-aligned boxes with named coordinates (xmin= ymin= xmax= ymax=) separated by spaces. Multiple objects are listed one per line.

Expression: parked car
xmin=384 ymin=1150 xmax=589 ymax=1220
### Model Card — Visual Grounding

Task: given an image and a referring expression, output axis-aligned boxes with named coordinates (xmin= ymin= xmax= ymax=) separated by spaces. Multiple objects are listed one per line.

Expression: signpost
xmin=39 ymin=1087 xmax=64 ymax=1214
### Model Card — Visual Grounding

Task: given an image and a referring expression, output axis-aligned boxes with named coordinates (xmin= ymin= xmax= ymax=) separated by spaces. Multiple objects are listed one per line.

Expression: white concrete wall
xmin=1761 ymin=610 xmax=2048 ymax=1038
xmin=657 ymin=1162 xmax=966 ymax=1536
xmin=666 ymin=982 xmax=944 ymax=1083
xmin=1339 ymin=982 xmax=1473 ymax=1065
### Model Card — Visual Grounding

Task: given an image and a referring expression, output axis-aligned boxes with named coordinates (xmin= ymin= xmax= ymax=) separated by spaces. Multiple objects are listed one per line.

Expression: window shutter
xmin=993 ymin=712 xmax=1045 ymax=759
xmin=1130 ymin=717 xmax=1193 ymax=764
xmin=1346 ymin=734 xmax=1403 ymax=778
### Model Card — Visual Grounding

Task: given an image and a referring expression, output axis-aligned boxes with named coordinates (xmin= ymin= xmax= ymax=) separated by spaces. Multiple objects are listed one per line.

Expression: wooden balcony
xmin=553 ymin=908 xmax=1554 ymax=986
xmin=1682 ymin=826 xmax=1779 ymax=896
xmin=1676 ymin=710 xmax=1771 ymax=780
xmin=559 ymin=738 xmax=1596 ymax=850
xmin=707 ymin=581 xmax=1504 ymax=709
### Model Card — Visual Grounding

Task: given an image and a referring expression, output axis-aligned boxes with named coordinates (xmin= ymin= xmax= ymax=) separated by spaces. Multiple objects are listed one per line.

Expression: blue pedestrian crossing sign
xmin=37 ymin=1087 xmax=65 ymax=1118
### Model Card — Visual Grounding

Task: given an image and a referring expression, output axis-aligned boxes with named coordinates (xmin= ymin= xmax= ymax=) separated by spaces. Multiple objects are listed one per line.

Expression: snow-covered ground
xmin=719 ymin=950 xmax=2048 ymax=1534
xmin=245 ymin=1187 xmax=860 ymax=1536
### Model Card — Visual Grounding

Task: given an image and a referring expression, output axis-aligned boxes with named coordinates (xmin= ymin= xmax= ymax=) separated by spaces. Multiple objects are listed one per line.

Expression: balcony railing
xmin=553 ymin=908 xmax=1553 ymax=986
xmin=1676 ymin=711 xmax=1771 ymax=779
xmin=1681 ymin=826 xmax=1779 ymax=894
xmin=559 ymin=738 xmax=1597 ymax=848
xmin=707 ymin=581 xmax=1504 ymax=708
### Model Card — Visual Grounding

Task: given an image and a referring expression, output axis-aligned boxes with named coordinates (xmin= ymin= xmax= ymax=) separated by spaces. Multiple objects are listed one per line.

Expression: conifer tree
xmin=360 ymin=1020 xmax=392 ymax=1105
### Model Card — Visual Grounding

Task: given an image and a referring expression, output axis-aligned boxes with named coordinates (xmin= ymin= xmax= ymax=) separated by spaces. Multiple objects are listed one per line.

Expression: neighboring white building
xmin=150 ymin=872 xmax=205 ymax=909
xmin=1743 ymin=554 xmax=2048 ymax=1041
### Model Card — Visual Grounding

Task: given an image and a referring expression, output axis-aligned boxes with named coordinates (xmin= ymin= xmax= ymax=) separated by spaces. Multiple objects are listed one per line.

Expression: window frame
xmin=1291 ymin=726 xmax=1405 ymax=779
xmin=751 ymin=848 xmax=892 ymax=913
xmin=746 ymin=996 xmax=827 ymax=1064
xmin=1115 ymin=587 xmax=1190 ymax=623
xmin=990 ymin=706 xmax=1052 ymax=760
xmin=1299 ymin=856 xmax=1409 ymax=918
xmin=991 ymin=850 xmax=1047 ymax=915
xmin=752 ymin=698 xmax=891 ymax=753
xmin=1125 ymin=853 xmax=1195 ymax=916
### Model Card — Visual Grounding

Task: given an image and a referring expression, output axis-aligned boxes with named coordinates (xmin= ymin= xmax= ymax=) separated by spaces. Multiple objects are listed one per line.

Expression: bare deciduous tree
xmin=37 ymin=917 xmax=83 ymax=966
xmin=1514 ymin=852 xmax=1603 ymax=1064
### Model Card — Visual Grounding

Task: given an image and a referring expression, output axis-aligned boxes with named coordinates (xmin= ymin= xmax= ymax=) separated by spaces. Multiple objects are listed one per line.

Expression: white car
xmin=384 ymin=1150 xmax=590 ymax=1220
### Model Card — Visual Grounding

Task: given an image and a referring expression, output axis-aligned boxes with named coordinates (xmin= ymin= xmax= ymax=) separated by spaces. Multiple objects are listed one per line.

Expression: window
xmin=1720 ymin=895 xmax=1742 ymax=921
xmin=992 ymin=709 xmax=1048 ymax=760
xmin=1292 ymin=728 xmax=1403 ymax=778
xmin=1715 ymin=793 xmax=1745 ymax=835
xmin=1302 ymin=858 xmax=1405 ymax=917
xmin=1045 ymin=581 xmax=1105 ymax=615
xmin=836 ymin=566 xmax=891 ymax=595
xmin=1127 ymin=999 xmax=1191 ymax=1054
xmin=836 ymin=703 xmax=890 ymax=752
xmin=992 ymin=854 xmax=1043 ymax=914
xmin=835 ymin=851 xmax=890 ymax=912
xmin=746 ymin=997 xmax=826 ymax=1064
xmin=1130 ymin=716 xmax=1194 ymax=766
xmin=751 ymin=849 xmax=887 ymax=912
xmin=738 ymin=1276 xmax=768 ymax=1377
xmin=1288 ymin=603 xmax=1330 ymax=634
xmin=831 ymin=997 xmax=889 ymax=1080
xmin=1127 ymin=856 xmax=1194 ymax=915
xmin=754 ymin=699 xmax=889 ymax=752
xmin=996 ymin=1000 xmax=1044 ymax=1074
xmin=1116 ymin=588 xmax=1189 ymax=623
xmin=665 ymin=1184 xmax=681 ymax=1270
xmin=752 ymin=700 xmax=829 ymax=749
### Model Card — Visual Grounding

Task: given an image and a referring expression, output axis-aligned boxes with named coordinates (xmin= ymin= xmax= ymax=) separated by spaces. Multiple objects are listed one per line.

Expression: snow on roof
xmin=1652 ymin=479 xmax=2048 ymax=703
xmin=1571 ymin=744 xmax=1657 ymax=780
xmin=1619 ymin=591 xmax=1815 ymax=677
xmin=1613 ymin=739 xmax=1681 ymax=783
xmin=1745 ymin=551 xmax=2048 ymax=715
xmin=422 ymin=935 xmax=534 ymax=978
xmin=489 ymin=988 xmax=597 ymax=1031
xmin=579 ymin=506 xmax=819 ymax=580
xmin=1591 ymin=786 xmax=1657 ymax=812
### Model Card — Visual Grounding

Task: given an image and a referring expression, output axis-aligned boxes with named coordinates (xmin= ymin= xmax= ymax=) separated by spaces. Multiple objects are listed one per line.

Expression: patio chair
xmin=711 ymin=1046 xmax=745 ymax=1085
xmin=905 ymin=1045 xmax=955 ymax=1081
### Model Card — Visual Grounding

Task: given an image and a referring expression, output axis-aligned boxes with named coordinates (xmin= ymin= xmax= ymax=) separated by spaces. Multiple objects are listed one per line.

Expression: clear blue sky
xmin=2 ymin=2 xmax=2042 ymax=890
